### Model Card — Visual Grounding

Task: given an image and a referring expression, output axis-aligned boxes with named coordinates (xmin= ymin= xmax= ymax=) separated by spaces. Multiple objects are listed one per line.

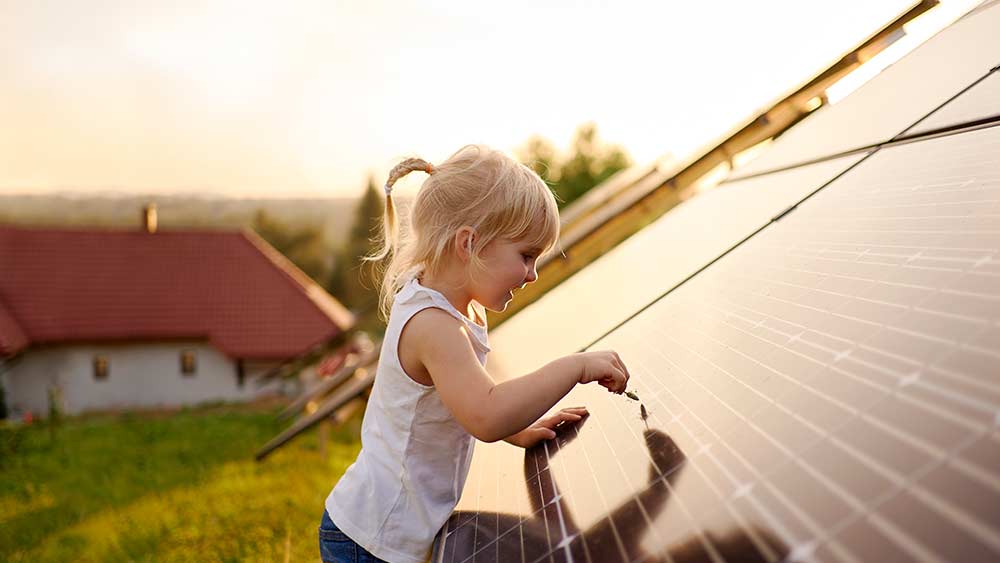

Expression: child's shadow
xmin=442 ymin=418 xmax=788 ymax=562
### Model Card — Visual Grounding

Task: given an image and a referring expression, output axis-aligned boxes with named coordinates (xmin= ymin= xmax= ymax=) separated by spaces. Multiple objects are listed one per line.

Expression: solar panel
xmin=437 ymin=122 xmax=1000 ymax=560
xmin=905 ymin=70 xmax=1000 ymax=135
xmin=255 ymin=361 xmax=376 ymax=460
xmin=728 ymin=2 xmax=1000 ymax=179
xmin=487 ymin=154 xmax=871 ymax=381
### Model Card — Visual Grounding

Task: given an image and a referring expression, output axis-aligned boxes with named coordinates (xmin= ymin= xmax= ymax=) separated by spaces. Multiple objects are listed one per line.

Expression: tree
xmin=517 ymin=123 xmax=631 ymax=209
xmin=328 ymin=175 xmax=384 ymax=313
xmin=251 ymin=209 xmax=332 ymax=287
xmin=516 ymin=135 xmax=558 ymax=185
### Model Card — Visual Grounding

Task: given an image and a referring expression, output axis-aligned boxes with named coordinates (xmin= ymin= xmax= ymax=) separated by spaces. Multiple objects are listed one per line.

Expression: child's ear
xmin=455 ymin=226 xmax=476 ymax=261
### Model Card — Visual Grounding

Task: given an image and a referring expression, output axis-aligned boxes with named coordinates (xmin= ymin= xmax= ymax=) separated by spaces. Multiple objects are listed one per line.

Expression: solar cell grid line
xmin=647 ymin=298 xmax=1000 ymax=551
xmin=636 ymin=325 xmax=881 ymax=527
xmin=627 ymin=342 xmax=819 ymax=541
xmin=525 ymin=455 xmax=561 ymax=563
xmin=604 ymin=386 xmax=785 ymax=562
xmin=556 ymin=415 xmax=636 ymax=563
xmin=443 ymin=426 xmax=633 ymax=563
xmin=448 ymin=446 xmax=530 ymax=563
xmin=694 ymin=286 xmax=986 ymax=446
xmin=694 ymin=266 xmax=998 ymax=429
xmin=525 ymin=442 xmax=576 ymax=563
xmin=626 ymin=351 xmax=835 ymax=560
xmin=555 ymin=426 xmax=628 ymax=563
xmin=616 ymin=298 xmax=992 ymax=560
xmin=534 ymin=425 xmax=599 ymax=563
xmin=542 ymin=432 xmax=598 ymax=563
xmin=492 ymin=459 xmax=502 ymax=563
xmin=680 ymin=262 xmax=992 ymax=462
xmin=464 ymin=426 xmax=628 ymax=561
xmin=583 ymin=404 xmax=727 ymax=563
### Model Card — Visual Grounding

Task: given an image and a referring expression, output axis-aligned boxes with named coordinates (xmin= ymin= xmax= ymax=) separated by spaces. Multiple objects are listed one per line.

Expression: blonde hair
xmin=367 ymin=144 xmax=560 ymax=319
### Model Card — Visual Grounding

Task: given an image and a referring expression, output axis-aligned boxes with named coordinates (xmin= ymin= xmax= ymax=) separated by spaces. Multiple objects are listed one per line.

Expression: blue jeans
xmin=318 ymin=509 xmax=388 ymax=563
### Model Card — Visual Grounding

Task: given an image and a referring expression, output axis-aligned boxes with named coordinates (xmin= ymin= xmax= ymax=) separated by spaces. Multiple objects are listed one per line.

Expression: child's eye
xmin=522 ymin=253 xmax=535 ymax=262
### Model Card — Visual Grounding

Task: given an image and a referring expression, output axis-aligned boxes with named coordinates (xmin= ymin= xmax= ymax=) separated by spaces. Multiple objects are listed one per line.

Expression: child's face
xmin=471 ymin=237 xmax=542 ymax=312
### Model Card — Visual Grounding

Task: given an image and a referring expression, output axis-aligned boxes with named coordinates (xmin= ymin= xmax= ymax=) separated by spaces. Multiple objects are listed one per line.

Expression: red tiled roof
xmin=0 ymin=226 xmax=354 ymax=359
xmin=0 ymin=297 xmax=28 ymax=357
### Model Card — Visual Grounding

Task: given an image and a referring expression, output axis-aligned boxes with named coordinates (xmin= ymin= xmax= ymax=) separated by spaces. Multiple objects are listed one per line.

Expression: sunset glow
xmin=0 ymin=0 xmax=979 ymax=198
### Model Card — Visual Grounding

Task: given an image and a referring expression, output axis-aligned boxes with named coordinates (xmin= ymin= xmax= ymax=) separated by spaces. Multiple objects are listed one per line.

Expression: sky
xmin=0 ymin=0 xmax=980 ymax=199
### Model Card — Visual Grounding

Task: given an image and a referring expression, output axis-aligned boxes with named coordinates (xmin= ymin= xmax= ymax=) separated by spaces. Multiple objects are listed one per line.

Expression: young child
xmin=319 ymin=145 xmax=631 ymax=563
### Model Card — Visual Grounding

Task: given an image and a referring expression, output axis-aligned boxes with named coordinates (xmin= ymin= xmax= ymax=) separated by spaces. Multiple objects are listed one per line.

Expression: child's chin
xmin=486 ymin=301 xmax=509 ymax=313
xmin=487 ymin=296 xmax=512 ymax=312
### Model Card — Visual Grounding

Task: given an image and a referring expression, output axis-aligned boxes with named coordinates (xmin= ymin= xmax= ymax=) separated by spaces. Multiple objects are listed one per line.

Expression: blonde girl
xmin=319 ymin=145 xmax=631 ymax=563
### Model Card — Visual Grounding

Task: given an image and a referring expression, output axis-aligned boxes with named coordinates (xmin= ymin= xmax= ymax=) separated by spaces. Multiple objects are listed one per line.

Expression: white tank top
xmin=326 ymin=277 xmax=489 ymax=563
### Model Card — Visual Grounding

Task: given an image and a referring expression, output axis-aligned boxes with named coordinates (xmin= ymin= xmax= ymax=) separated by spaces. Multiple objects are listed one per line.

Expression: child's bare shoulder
xmin=399 ymin=307 xmax=471 ymax=357
xmin=410 ymin=306 xmax=457 ymax=323
xmin=398 ymin=307 xmax=470 ymax=385
xmin=401 ymin=307 xmax=464 ymax=348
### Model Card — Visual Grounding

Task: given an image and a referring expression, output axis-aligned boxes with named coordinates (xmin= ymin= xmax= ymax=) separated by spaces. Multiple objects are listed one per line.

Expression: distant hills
xmin=0 ymin=192 xmax=360 ymax=248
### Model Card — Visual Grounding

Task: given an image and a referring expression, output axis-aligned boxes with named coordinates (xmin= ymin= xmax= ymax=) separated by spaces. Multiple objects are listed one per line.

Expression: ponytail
xmin=365 ymin=157 xmax=435 ymax=316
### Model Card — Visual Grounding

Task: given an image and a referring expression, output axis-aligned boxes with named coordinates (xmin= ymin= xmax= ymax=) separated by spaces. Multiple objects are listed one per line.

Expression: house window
xmin=236 ymin=359 xmax=245 ymax=388
xmin=93 ymin=356 xmax=109 ymax=380
xmin=180 ymin=350 xmax=197 ymax=375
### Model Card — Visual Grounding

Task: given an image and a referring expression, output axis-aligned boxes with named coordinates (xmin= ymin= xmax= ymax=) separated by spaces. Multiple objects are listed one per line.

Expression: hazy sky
xmin=0 ymin=0 xmax=977 ymax=198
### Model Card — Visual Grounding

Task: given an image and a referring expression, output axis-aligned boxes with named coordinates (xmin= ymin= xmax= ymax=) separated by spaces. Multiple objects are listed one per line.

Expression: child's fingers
xmin=600 ymin=366 xmax=628 ymax=393
xmin=613 ymin=352 xmax=632 ymax=382
xmin=617 ymin=361 xmax=631 ymax=391
xmin=545 ymin=410 xmax=583 ymax=429
xmin=554 ymin=411 xmax=583 ymax=424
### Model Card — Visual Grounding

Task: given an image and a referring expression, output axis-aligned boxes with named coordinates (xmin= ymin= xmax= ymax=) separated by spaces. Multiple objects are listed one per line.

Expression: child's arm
xmin=406 ymin=308 xmax=629 ymax=443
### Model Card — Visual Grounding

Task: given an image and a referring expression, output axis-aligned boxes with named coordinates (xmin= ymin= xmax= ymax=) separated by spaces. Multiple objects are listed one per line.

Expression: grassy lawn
xmin=0 ymin=400 xmax=362 ymax=562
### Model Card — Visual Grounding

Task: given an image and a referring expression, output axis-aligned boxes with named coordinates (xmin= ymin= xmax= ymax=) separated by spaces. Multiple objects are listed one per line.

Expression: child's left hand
xmin=507 ymin=407 xmax=589 ymax=448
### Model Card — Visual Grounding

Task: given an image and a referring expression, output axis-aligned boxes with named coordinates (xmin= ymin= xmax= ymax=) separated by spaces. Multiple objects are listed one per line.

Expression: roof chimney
xmin=142 ymin=204 xmax=157 ymax=234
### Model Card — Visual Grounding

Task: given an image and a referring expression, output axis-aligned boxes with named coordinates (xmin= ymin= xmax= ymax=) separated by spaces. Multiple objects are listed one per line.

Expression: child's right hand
xmin=577 ymin=350 xmax=630 ymax=394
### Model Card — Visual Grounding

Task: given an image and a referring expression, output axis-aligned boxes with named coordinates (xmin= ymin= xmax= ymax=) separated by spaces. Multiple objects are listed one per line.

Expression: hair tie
xmin=425 ymin=163 xmax=435 ymax=175
xmin=384 ymin=183 xmax=393 ymax=196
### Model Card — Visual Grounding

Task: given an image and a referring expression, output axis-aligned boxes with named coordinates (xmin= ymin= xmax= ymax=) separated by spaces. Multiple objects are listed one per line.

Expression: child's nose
xmin=525 ymin=264 xmax=538 ymax=284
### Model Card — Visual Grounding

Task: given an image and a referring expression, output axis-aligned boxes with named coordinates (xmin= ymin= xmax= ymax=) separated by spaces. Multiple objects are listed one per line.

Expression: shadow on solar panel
xmin=439 ymin=417 xmax=788 ymax=563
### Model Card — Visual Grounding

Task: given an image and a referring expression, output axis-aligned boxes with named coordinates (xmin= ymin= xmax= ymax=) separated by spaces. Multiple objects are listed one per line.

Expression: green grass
xmin=0 ymin=400 xmax=362 ymax=562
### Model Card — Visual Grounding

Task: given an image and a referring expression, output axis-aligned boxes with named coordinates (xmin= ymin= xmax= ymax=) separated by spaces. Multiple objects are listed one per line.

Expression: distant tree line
xmin=517 ymin=122 xmax=631 ymax=208
xmin=252 ymin=123 xmax=631 ymax=328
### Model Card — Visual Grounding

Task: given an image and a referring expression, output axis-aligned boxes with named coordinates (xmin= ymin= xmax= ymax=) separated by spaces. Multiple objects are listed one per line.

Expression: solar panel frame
xmin=904 ymin=69 xmax=1000 ymax=136
xmin=726 ymin=2 xmax=1000 ymax=180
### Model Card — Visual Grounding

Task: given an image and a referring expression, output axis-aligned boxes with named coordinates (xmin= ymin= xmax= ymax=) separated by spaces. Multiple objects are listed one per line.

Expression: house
xmin=0 ymin=208 xmax=354 ymax=418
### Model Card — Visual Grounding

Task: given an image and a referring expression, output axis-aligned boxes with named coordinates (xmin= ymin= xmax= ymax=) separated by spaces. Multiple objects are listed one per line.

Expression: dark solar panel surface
xmin=437 ymin=122 xmax=1000 ymax=562
xmin=728 ymin=2 xmax=1000 ymax=179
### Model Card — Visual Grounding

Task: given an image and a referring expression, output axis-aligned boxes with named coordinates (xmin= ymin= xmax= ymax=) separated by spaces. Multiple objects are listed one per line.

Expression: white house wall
xmin=3 ymin=342 xmax=283 ymax=417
